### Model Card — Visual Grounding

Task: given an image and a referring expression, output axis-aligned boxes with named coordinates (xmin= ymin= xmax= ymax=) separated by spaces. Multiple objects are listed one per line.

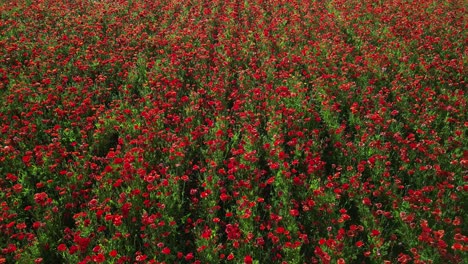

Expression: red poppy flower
xmin=57 ymin=244 xmax=67 ymax=252
xmin=161 ymin=247 xmax=171 ymax=255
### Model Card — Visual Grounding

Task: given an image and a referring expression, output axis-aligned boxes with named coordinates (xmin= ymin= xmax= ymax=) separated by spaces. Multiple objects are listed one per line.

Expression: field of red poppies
xmin=0 ymin=0 xmax=466 ymax=263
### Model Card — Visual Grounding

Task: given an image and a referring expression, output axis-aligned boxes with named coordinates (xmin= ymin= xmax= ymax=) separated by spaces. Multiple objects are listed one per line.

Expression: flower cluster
xmin=0 ymin=0 xmax=465 ymax=263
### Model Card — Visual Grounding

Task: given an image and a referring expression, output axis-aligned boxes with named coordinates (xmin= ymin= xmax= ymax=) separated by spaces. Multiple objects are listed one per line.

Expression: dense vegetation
xmin=0 ymin=0 xmax=466 ymax=263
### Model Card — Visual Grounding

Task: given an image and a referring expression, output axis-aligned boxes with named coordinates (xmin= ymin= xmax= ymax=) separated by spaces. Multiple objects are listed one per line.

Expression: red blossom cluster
xmin=0 ymin=0 xmax=466 ymax=263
